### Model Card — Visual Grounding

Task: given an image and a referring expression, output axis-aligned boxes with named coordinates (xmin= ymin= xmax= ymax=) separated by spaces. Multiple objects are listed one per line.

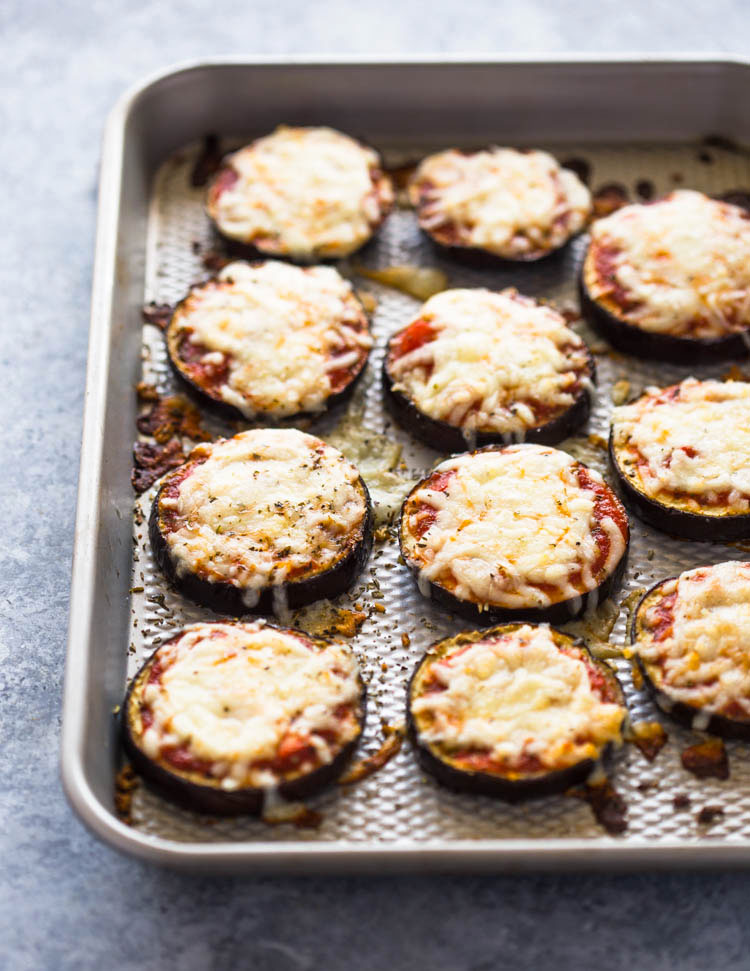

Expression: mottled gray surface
xmin=4 ymin=2 xmax=750 ymax=968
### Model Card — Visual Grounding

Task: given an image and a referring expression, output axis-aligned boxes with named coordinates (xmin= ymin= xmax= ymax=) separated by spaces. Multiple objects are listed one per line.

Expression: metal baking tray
xmin=62 ymin=56 xmax=750 ymax=872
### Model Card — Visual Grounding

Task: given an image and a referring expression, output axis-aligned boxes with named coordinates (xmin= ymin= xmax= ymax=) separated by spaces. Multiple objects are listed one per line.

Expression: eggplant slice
xmin=166 ymin=260 xmax=372 ymax=423
xmin=630 ymin=562 xmax=750 ymax=740
xmin=383 ymin=287 xmax=594 ymax=451
xmin=150 ymin=428 xmax=372 ymax=615
xmin=206 ymin=125 xmax=394 ymax=262
xmin=399 ymin=443 xmax=629 ymax=625
xmin=581 ymin=189 xmax=750 ymax=362
xmin=408 ymin=622 xmax=626 ymax=801
xmin=408 ymin=146 xmax=591 ymax=262
xmin=123 ymin=620 xmax=365 ymax=814
xmin=610 ymin=378 xmax=750 ymax=542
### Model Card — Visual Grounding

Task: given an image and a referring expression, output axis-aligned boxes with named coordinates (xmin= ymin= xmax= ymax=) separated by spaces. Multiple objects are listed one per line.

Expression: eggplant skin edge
xmin=165 ymin=284 xmax=371 ymax=425
xmin=398 ymin=452 xmax=629 ymax=626
xmin=149 ymin=471 xmax=373 ymax=616
xmin=630 ymin=579 xmax=750 ymax=741
xmin=416 ymin=219 xmax=584 ymax=267
xmin=122 ymin=646 xmax=366 ymax=816
xmin=578 ymin=272 xmax=749 ymax=363
xmin=382 ymin=349 xmax=595 ymax=453
xmin=608 ymin=436 xmax=750 ymax=542
xmin=406 ymin=624 xmax=626 ymax=802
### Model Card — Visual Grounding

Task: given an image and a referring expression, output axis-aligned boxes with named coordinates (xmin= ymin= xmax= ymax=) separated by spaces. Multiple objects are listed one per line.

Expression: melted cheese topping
xmin=162 ymin=429 xmax=367 ymax=599
xmin=638 ymin=562 xmax=750 ymax=718
xmin=411 ymin=625 xmax=623 ymax=770
xmin=612 ymin=379 xmax=750 ymax=513
xmin=209 ymin=126 xmax=392 ymax=259
xmin=402 ymin=445 xmax=626 ymax=609
xmin=173 ymin=261 xmax=371 ymax=418
xmin=587 ymin=190 xmax=750 ymax=337
xmin=388 ymin=288 xmax=590 ymax=434
xmin=139 ymin=622 xmax=361 ymax=789
xmin=411 ymin=148 xmax=591 ymax=258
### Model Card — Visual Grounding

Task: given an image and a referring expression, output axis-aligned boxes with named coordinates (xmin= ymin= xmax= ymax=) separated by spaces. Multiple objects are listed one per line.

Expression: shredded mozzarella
xmin=173 ymin=261 xmax=371 ymax=418
xmin=612 ymin=378 xmax=750 ymax=512
xmin=388 ymin=288 xmax=589 ymax=434
xmin=412 ymin=625 xmax=623 ymax=769
xmin=586 ymin=190 xmax=750 ymax=337
xmin=209 ymin=126 xmax=391 ymax=259
xmin=403 ymin=444 xmax=626 ymax=609
xmin=163 ymin=429 xmax=367 ymax=594
xmin=411 ymin=148 xmax=591 ymax=258
xmin=638 ymin=561 xmax=750 ymax=718
xmin=139 ymin=622 xmax=361 ymax=789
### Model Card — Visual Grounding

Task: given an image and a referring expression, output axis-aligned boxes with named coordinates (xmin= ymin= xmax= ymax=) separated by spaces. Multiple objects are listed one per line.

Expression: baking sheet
xmin=124 ymin=137 xmax=750 ymax=845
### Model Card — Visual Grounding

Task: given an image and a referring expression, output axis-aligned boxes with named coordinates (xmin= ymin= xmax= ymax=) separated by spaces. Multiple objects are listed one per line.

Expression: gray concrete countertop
xmin=4 ymin=2 xmax=750 ymax=968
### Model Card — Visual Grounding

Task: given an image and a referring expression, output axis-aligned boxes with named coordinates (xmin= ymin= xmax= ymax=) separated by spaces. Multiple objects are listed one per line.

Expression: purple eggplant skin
xmin=165 ymin=277 xmax=371 ymax=425
xmin=122 ymin=636 xmax=366 ymax=816
xmin=608 ymin=434 xmax=750 ymax=542
xmin=579 ymin=272 xmax=749 ymax=364
xmin=406 ymin=623 xmax=626 ymax=802
xmin=149 ymin=468 xmax=373 ymax=616
xmin=382 ymin=347 xmax=596 ymax=453
xmin=212 ymin=227 xmax=385 ymax=267
xmin=630 ymin=580 xmax=750 ymax=741
xmin=398 ymin=450 xmax=629 ymax=626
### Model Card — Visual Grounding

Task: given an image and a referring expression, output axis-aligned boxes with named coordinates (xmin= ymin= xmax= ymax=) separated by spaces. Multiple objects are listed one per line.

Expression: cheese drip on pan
xmin=209 ymin=125 xmax=391 ymax=259
xmin=411 ymin=147 xmax=591 ymax=258
xmin=174 ymin=261 xmax=371 ymax=418
xmin=140 ymin=622 xmax=361 ymax=790
xmin=587 ymin=190 xmax=750 ymax=338
xmin=389 ymin=288 xmax=590 ymax=434
xmin=412 ymin=624 xmax=623 ymax=770
xmin=405 ymin=444 xmax=625 ymax=609
xmin=638 ymin=561 xmax=750 ymax=718
xmin=161 ymin=429 xmax=367 ymax=595
xmin=612 ymin=378 xmax=750 ymax=512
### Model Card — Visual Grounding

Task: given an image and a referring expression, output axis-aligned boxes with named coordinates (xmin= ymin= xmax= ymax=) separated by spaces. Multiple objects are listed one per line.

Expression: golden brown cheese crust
xmin=409 ymin=623 xmax=625 ymax=780
xmin=400 ymin=444 xmax=628 ymax=614
xmin=206 ymin=126 xmax=394 ymax=260
xmin=409 ymin=147 xmax=592 ymax=260
xmin=611 ymin=379 xmax=750 ymax=518
xmin=385 ymin=288 xmax=593 ymax=438
xmin=633 ymin=562 xmax=750 ymax=726
xmin=126 ymin=621 xmax=364 ymax=793
xmin=166 ymin=261 xmax=372 ymax=421
xmin=153 ymin=429 xmax=371 ymax=610
xmin=584 ymin=190 xmax=750 ymax=339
